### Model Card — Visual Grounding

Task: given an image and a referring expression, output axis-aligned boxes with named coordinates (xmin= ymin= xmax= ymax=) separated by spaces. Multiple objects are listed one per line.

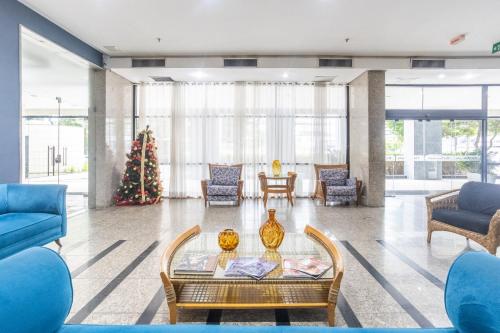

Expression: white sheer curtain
xmin=137 ymin=82 xmax=346 ymax=198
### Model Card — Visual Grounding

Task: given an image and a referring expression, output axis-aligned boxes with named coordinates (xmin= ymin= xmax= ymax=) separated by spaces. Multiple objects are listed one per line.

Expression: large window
xmin=136 ymin=83 xmax=347 ymax=198
xmin=386 ymin=85 xmax=499 ymax=194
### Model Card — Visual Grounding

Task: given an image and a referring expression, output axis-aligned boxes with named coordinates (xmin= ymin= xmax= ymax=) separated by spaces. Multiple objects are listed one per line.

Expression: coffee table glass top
xmin=169 ymin=232 xmax=334 ymax=281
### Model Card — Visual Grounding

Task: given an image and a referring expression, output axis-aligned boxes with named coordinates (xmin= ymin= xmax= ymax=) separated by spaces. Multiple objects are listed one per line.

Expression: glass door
xmin=21 ymin=28 xmax=90 ymax=213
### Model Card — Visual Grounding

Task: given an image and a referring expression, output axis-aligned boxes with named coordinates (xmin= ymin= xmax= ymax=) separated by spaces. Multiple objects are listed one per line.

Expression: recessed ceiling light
xmin=438 ymin=73 xmax=446 ymax=79
xmin=282 ymin=72 xmax=289 ymax=78
xmin=463 ymin=73 xmax=478 ymax=80
xmin=191 ymin=70 xmax=207 ymax=79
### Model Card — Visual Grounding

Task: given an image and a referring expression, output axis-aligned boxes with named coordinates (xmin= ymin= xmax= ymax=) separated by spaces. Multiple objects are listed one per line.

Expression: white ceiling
xmin=20 ymin=0 xmax=500 ymax=57
xmin=112 ymin=67 xmax=365 ymax=84
xmin=111 ymin=66 xmax=500 ymax=85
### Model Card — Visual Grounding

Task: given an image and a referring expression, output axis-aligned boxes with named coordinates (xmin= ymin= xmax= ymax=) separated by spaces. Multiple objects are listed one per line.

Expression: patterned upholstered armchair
xmin=319 ymin=167 xmax=361 ymax=206
xmin=201 ymin=164 xmax=244 ymax=207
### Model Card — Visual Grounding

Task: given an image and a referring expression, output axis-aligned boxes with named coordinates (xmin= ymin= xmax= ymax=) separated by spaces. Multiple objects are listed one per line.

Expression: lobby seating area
xmin=2 ymin=0 xmax=500 ymax=331
xmin=1 ymin=246 xmax=499 ymax=332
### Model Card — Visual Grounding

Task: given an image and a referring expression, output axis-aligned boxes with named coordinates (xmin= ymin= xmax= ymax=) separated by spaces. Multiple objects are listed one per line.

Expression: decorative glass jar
xmin=218 ymin=229 xmax=239 ymax=251
xmin=272 ymin=160 xmax=281 ymax=177
xmin=259 ymin=209 xmax=285 ymax=250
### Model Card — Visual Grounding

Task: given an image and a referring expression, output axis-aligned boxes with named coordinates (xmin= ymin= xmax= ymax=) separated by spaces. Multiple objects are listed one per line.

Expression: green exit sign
xmin=493 ymin=41 xmax=500 ymax=54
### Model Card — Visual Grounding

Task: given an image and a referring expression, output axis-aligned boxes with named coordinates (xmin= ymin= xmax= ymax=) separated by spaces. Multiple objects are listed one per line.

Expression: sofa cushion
xmin=445 ymin=252 xmax=500 ymax=333
xmin=0 ymin=213 xmax=62 ymax=248
xmin=58 ymin=325 xmax=458 ymax=333
xmin=319 ymin=169 xmax=347 ymax=186
xmin=457 ymin=181 xmax=500 ymax=216
xmin=212 ymin=167 xmax=240 ymax=186
xmin=432 ymin=209 xmax=491 ymax=235
xmin=0 ymin=184 xmax=7 ymax=214
xmin=207 ymin=185 xmax=238 ymax=196
xmin=326 ymin=185 xmax=356 ymax=197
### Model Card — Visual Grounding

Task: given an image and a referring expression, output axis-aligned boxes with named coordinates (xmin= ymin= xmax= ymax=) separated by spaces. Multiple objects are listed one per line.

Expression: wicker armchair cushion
xmin=432 ymin=209 xmax=491 ymax=235
xmin=457 ymin=181 xmax=500 ymax=216
xmin=319 ymin=169 xmax=348 ymax=186
xmin=211 ymin=167 xmax=240 ymax=186
xmin=445 ymin=252 xmax=500 ymax=333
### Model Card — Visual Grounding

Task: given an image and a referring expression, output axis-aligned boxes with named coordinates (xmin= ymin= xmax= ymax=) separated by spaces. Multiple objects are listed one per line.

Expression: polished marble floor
xmin=47 ymin=196 xmax=494 ymax=328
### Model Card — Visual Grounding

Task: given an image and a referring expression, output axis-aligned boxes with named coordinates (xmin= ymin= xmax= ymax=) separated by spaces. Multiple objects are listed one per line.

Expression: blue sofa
xmin=0 ymin=247 xmax=499 ymax=333
xmin=0 ymin=184 xmax=67 ymax=259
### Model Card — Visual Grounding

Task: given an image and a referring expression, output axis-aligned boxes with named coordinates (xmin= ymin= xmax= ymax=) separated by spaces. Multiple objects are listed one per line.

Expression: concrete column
xmin=88 ymin=69 xmax=133 ymax=208
xmin=349 ymin=71 xmax=386 ymax=207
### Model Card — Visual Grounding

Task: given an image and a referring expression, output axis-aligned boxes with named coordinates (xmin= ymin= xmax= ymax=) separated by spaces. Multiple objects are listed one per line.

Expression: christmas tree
xmin=114 ymin=126 xmax=163 ymax=205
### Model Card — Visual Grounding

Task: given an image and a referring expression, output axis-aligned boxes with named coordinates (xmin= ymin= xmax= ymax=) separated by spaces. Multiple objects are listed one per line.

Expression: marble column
xmin=88 ymin=69 xmax=133 ymax=208
xmin=349 ymin=71 xmax=386 ymax=207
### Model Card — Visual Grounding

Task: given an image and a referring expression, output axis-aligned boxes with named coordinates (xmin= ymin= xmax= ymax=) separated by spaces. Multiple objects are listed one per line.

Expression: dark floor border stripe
xmin=67 ymin=241 xmax=160 ymax=324
xmin=136 ymin=286 xmax=165 ymax=324
xmin=275 ymin=309 xmax=290 ymax=326
xmin=341 ymin=241 xmax=434 ymax=328
xmin=71 ymin=240 xmax=126 ymax=278
xmin=337 ymin=291 xmax=362 ymax=328
xmin=206 ymin=309 xmax=223 ymax=324
xmin=376 ymin=240 xmax=445 ymax=290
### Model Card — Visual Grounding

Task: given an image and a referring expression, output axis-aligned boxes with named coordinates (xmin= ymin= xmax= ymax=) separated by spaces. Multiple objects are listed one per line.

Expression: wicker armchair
xmin=426 ymin=182 xmax=500 ymax=255
xmin=313 ymin=164 xmax=362 ymax=206
xmin=201 ymin=164 xmax=244 ymax=207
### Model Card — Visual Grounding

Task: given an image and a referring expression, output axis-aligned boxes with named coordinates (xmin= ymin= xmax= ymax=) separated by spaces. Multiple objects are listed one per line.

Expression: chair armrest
xmin=200 ymin=179 xmax=211 ymax=200
xmin=426 ymin=190 xmax=459 ymax=222
xmin=237 ymin=180 xmax=244 ymax=198
xmin=488 ymin=209 xmax=500 ymax=238
xmin=321 ymin=181 xmax=327 ymax=200
xmin=346 ymin=178 xmax=356 ymax=187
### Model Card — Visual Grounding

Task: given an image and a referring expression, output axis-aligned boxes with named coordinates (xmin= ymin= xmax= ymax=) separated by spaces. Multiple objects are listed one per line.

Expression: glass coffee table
xmin=160 ymin=225 xmax=344 ymax=326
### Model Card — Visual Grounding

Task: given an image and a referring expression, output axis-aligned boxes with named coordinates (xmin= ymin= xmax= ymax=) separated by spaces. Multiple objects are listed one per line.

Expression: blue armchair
xmin=0 ymin=184 xmax=67 ymax=259
xmin=201 ymin=164 xmax=244 ymax=207
xmin=319 ymin=167 xmax=361 ymax=206
xmin=426 ymin=181 xmax=500 ymax=255
xmin=1 ymin=247 xmax=499 ymax=333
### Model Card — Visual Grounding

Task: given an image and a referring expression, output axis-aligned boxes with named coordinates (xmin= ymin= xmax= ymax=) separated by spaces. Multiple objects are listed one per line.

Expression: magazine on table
xmin=224 ymin=257 xmax=277 ymax=280
xmin=282 ymin=257 xmax=332 ymax=279
xmin=174 ymin=253 xmax=218 ymax=275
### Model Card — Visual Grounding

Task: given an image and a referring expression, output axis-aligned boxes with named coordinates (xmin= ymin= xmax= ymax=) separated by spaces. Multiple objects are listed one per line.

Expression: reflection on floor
xmin=46 ymin=196 xmax=494 ymax=328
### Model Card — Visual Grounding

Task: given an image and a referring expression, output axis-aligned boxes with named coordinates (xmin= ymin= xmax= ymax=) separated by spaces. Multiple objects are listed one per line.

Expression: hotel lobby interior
xmin=0 ymin=1 xmax=499 ymax=332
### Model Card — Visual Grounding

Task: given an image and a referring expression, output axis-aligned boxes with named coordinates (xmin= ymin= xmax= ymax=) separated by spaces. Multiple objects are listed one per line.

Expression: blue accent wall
xmin=0 ymin=0 xmax=103 ymax=183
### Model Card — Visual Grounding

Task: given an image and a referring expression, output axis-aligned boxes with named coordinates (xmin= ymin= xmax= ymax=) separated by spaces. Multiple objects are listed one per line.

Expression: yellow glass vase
xmin=218 ymin=229 xmax=239 ymax=251
xmin=272 ymin=160 xmax=281 ymax=177
xmin=259 ymin=209 xmax=285 ymax=250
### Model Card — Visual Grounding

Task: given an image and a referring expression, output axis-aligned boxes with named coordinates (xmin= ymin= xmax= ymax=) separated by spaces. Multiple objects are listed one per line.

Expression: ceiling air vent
xmin=411 ymin=59 xmax=445 ymax=69
xmin=223 ymin=58 xmax=257 ymax=67
xmin=319 ymin=58 xmax=352 ymax=68
xmin=132 ymin=58 xmax=166 ymax=68
xmin=150 ymin=76 xmax=174 ymax=82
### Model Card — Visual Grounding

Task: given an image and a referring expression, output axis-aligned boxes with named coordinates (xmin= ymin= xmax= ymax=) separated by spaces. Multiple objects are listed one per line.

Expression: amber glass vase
xmin=218 ymin=229 xmax=239 ymax=251
xmin=272 ymin=160 xmax=281 ymax=177
xmin=259 ymin=209 xmax=285 ymax=250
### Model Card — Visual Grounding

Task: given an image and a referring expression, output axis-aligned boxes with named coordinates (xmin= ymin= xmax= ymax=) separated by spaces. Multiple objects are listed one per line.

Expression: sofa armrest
xmin=6 ymin=184 xmax=67 ymax=216
xmin=0 ymin=247 xmax=72 ymax=333
xmin=200 ymin=180 xmax=210 ymax=201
